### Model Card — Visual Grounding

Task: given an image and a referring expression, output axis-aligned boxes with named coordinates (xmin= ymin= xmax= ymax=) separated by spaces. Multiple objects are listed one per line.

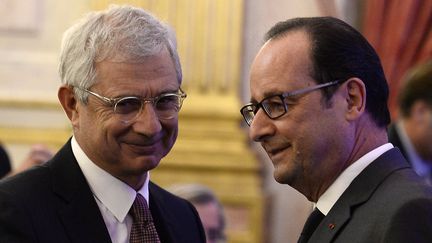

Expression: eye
xmin=156 ymin=94 xmax=180 ymax=111
xmin=114 ymin=97 xmax=141 ymax=114
xmin=262 ymin=96 xmax=286 ymax=117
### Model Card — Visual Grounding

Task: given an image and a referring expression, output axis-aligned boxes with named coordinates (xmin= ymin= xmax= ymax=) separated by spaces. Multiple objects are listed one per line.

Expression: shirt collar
xmin=71 ymin=136 xmax=150 ymax=222
xmin=316 ymin=143 xmax=393 ymax=215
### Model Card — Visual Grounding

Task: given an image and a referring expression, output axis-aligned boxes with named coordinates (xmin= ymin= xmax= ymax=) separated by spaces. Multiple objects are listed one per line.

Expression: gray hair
xmin=58 ymin=5 xmax=182 ymax=103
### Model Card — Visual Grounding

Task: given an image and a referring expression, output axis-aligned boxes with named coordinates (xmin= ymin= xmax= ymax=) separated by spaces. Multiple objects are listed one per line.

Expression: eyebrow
xmin=249 ymin=90 xmax=284 ymax=104
xmin=115 ymin=88 xmax=181 ymax=98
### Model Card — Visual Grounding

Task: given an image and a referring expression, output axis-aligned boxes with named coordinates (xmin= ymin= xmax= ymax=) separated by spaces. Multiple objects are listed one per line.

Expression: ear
xmin=343 ymin=78 xmax=366 ymax=121
xmin=410 ymin=100 xmax=432 ymax=125
xmin=58 ymin=85 xmax=80 ymax=129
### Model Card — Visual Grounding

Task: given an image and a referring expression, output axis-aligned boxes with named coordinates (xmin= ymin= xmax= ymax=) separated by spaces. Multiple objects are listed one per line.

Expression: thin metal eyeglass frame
xmin=75 ymin=86 xmax=187 ymax=122
xmin=240 ymin=80 xmax=341 ymax=126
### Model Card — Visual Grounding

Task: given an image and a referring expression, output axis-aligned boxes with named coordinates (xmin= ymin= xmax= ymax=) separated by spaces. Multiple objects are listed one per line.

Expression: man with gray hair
xmin=0 ymin=5 xmax=205 ymax=243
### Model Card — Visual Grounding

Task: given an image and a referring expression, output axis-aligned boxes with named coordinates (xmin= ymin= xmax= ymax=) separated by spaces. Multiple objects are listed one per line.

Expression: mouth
xmin=264 ymin=144 xmax=291 ymax=160
xmin=126 ymin=142 xmax=159 ymax=154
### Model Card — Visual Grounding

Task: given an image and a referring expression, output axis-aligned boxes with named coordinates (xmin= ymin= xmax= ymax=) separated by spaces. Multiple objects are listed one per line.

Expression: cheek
xmin=162 ymin=120 xmax=179 ymax=147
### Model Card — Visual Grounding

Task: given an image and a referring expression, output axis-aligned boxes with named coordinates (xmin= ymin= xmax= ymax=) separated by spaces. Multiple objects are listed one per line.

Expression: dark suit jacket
xmin=0 ymin=140 xmax=206 ymax=243
xmin=307 ymin=148 xmax=432 ymax=243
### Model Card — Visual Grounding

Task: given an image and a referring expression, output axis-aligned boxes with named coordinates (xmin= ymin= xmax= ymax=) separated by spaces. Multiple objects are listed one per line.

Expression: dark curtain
xmin=362 ymin=0 xmax=432 ymax=119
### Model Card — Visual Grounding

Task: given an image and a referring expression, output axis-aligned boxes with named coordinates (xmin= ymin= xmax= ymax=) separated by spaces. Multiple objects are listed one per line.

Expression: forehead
xmin=94 ymin=49 xmax=179 ymax=94
xmin=250 ymin=30 xmax=314 ymax=100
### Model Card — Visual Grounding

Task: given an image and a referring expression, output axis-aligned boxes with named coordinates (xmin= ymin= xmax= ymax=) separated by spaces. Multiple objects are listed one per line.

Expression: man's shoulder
xmin=0 ymin=164 xmax=51 ymax=197
xmin=149 ymin=181 xmax=189 ymax=204
xmin=149 ymin=181 xmax=198 ymax=215
xmin=377 ymin=167 xmax=432 ymax=199
xmin=338 ymin=148 xmax=432 ymax=211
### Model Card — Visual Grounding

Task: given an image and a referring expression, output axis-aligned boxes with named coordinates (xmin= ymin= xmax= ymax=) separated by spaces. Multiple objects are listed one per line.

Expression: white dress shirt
xmin=316 ymin=143 xmax=394 ymax=215
xmin=71 ymin=137 xmax=150 ymax=243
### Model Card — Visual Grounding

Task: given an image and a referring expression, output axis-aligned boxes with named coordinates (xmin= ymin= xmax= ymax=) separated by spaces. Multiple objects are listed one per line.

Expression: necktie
xmin=129 ymin=193 xmax=161 ymax=243
xmin=297 ymin=208 xmax=325 ymax=243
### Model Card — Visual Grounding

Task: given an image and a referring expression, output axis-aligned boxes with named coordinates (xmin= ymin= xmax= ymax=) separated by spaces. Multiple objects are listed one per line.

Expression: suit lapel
xmin=49 ymin=140 xmax=112 ymax=243
xmin=309 ymin=148 xmax=410 ymax=243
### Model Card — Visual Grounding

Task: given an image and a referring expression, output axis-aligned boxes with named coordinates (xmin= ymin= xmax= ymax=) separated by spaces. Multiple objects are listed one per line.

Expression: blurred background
xmin=0 ymin=0 xmax=431 ymax=242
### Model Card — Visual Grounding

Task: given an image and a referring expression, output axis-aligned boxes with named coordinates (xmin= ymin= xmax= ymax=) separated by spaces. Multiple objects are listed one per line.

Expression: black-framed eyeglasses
xmin=75 ymin=86 xmax=187 ymax=123
xmin=240 ymin=80 xmax=341 ymax=126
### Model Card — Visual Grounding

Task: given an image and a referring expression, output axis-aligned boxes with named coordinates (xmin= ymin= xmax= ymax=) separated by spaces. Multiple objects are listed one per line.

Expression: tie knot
xmin=130 ymin=193 xmax=153 ymax=224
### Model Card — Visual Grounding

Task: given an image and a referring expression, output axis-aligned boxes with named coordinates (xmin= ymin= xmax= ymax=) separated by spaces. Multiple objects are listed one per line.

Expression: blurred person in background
xmin=0 ymin=144 xmax=53 ymax=179
xmin=169 ymin=184 xmax=226 ymax=243
xmin=0 ymin=144 xmax=11 ymax=178
xmin=388 ymin=60 xmax=432 ymax=185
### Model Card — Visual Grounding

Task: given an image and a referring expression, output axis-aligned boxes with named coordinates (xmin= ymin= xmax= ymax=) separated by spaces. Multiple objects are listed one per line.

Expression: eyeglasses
xmin=240 ymin=80 xmax=341 ymax=126
xmin=76 ymin=87 xmax=186 ymax=123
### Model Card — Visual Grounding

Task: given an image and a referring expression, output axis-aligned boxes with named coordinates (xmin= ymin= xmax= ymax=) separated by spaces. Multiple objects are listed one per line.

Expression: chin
xmin=274 ymin=171 xmax=289 ymax=185
xmin=140 ymin=159 xmax=160 ymax=171
xmin=274 ymin=165 xmax=298 ymax=185
xmin=125 ymin=156 xmax=160 ymax=172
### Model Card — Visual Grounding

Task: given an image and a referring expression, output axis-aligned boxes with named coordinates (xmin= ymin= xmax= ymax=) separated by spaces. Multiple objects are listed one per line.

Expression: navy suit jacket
xmin=0 ymin=140 xmax=206 ymax=243
xmin=306 ymin=148 xmax=432 ymax=243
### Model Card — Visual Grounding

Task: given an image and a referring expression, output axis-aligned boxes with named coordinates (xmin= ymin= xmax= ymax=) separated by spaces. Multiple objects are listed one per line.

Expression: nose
xmin=132 ymin=103 xmax=162 ymax=136
xmin=249 ymin=109 xmax=275 ymax=142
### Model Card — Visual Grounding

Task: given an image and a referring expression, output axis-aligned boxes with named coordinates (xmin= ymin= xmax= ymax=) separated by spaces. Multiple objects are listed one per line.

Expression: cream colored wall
xmin=0 ymin=0 xmax=92 ymax=166
xmin=0 ymin=0 xmax=89 ymax=101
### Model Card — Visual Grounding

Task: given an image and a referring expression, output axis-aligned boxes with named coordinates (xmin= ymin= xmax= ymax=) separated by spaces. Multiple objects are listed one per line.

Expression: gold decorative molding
xmin=0 ymin=97 xmax=61 ymax=110
xmin=0 ymin=126 xmax=70 ymax=147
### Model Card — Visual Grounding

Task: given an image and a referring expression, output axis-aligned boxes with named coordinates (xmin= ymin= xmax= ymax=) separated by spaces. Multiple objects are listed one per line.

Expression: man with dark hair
xmin=241 ymin=17 xmax=432 ymax=242
xmin=388 ymin=61 xmax=432 ymax=184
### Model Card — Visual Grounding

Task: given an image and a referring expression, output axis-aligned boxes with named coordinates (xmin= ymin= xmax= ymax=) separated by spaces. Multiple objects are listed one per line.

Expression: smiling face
xmin=71 ymin=48 xmax=179 ymax=189
xmin=248 ymin=30 xmax=352 ymax=200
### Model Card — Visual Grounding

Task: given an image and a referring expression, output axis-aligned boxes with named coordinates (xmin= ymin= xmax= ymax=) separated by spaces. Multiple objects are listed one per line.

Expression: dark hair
xmin=265 ymin=17 xmax=390 ymax=127
xmin=0 ymin=144 xmax=11 ymax=178
xmin=398 ymin=61 xmax=432 ymax=117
